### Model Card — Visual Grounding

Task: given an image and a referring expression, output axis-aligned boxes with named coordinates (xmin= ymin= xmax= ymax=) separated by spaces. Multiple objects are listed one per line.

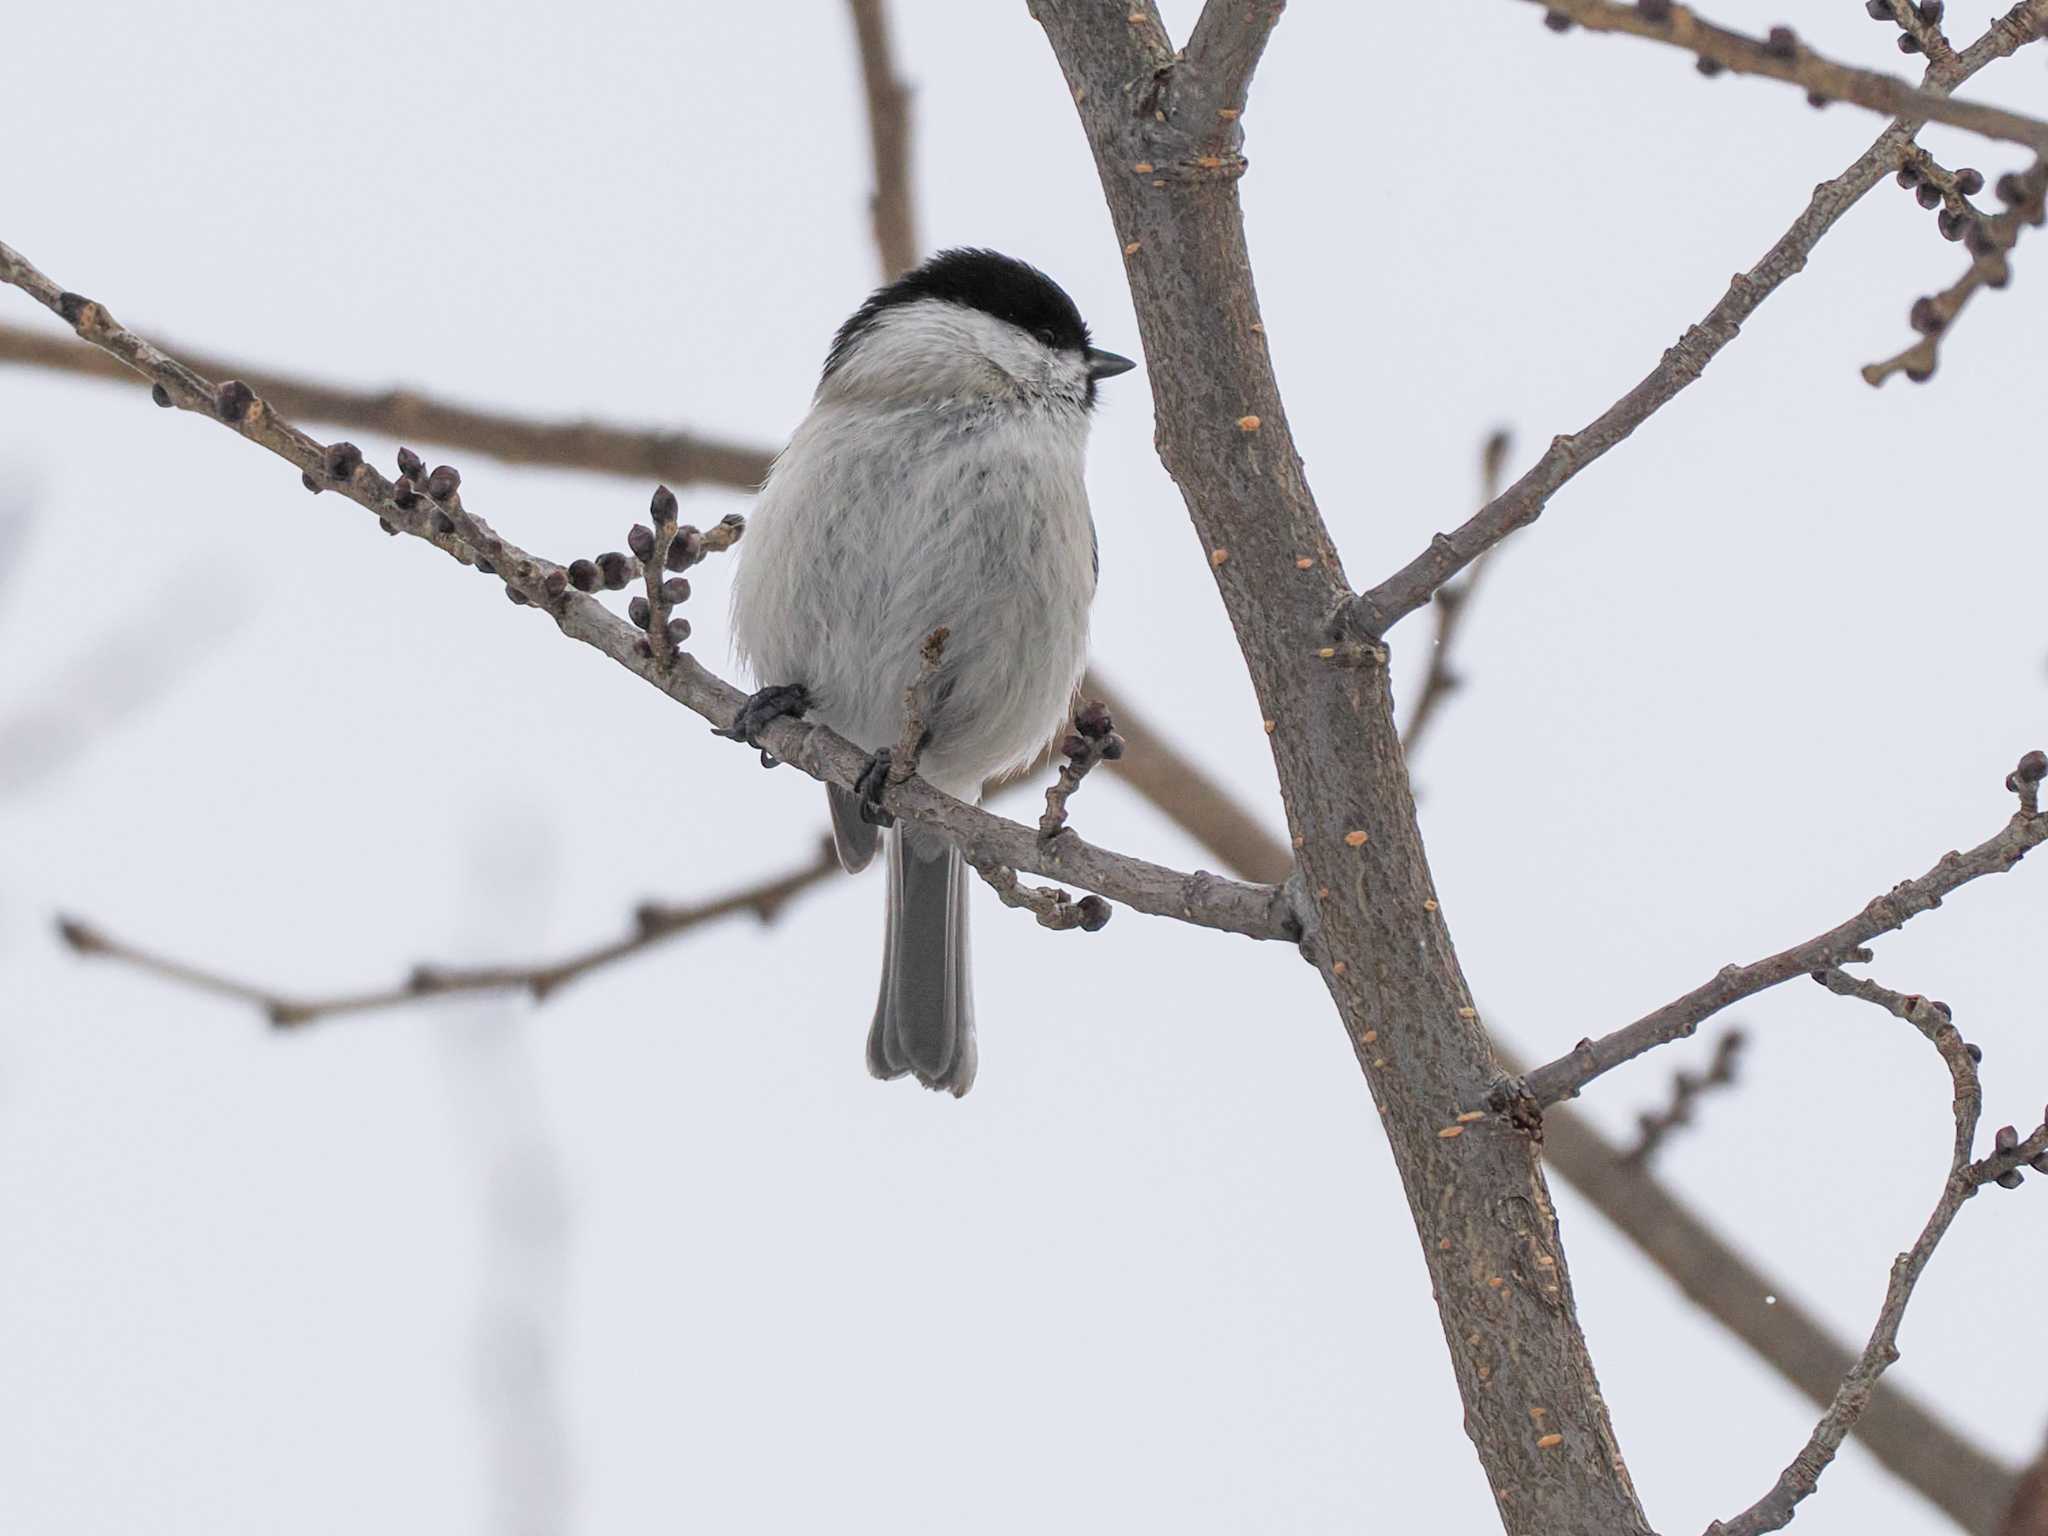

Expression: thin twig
xmin=0 ymin=240 xmax=1295 ymax=945
xmin=1618 ymin=1027 xmax=1746 ymax=1167
xmin=1538 ymin=1 xmax=2048 ymax=153
xmin=1708 ymin=973 xmax=2048 ymax=1535
xmin=1864 ymin=157 xmax=2047 ymax=386
xmin=1351 ymin=0 xmax=2048 ymax=637
xmin=1885 ymin=0 xmax=1959 ymax=71
xmin=1526 ymin=1046 xmax=2020 ymax=1534
xmin=1039 ymin=700 xmax=1125 ymax=841
xmin=889 ymin=626 xmax=949 ymax=785
xmin=963 ymin=853 xmax=1111 ymax=933
xmin=1513 ymin=752 xmax=2047 ymax=1110
xmin=1400 ymin=428 xmax=1511 ymax=759
xmin=57 ymin=839 xmax=844 ymax=1026
xmin=847 ymin=0 xmax=920 ymax=278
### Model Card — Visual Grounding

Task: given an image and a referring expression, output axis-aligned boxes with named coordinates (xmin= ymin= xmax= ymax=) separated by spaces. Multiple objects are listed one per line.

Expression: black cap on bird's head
xmin=824 ymin=247 xmax=1136 ymax=401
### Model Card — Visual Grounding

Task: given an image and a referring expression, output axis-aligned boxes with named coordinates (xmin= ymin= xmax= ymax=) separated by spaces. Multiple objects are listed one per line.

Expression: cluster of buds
xmin=1981 ymin=1113 xmax=2048 ymax=1190
xmin=384 ymin=449 xmax=533 ymax=597
xmin=1874 ymin=158 xmax=2046 ymax=384
xmin=1896 ymin=151 xmax=1984 ymax=239
xmin=560 ymin=486 xmax=745 ymax=664
xmin=1863 ymin=0 xmax=1946 ymax=56
xmin=2007 ymin=749 xmax=2047 ymax=817
xmin=972 ymin=858 xmax=1113 ymax=934
xmin=1039 ymin=700 xmax=1126 ymax=843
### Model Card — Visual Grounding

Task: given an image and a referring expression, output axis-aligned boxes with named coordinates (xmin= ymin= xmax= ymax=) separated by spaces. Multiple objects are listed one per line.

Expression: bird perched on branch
xmin=727 ymin=248 xmax=1136 ymax=1095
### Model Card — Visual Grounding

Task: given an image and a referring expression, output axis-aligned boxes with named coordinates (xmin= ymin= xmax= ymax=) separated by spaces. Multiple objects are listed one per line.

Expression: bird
xmin=726 ymin=248 xmax=1136 ymax=1096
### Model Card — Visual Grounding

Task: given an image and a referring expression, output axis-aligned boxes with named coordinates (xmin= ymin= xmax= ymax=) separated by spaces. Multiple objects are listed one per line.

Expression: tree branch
xmin=2001 ymin=1435 xmax=2048 ymax=1536
xmin=0 ymin=319 xmax=773 ymax=492
xmin=1528 ymin=1049 xmax=2020 ymax=1535
xmin=1538 ymin=1 xmax=2048 ymax=154
xmin=1181 ymin=0 xmax=1285 ymax=125
xmin=1863 ymin=156 xmax=2046 ymax=386
xmin=1351 ymin=0 xmax=2048 ymax=638
xmin=0 ymin=302 xmax=1273 ymax=892
xmin=848 ymin=0 xmax=921 ymax=279
xmin=1034 ymin=3 xmax=1651 ymax=1528
xmin=0 ymin=240 xmax=1296 ymax=946
xmin=1038 ymin=700 xmax=1124 ymax=842
xmin=1709 ymin=973 xmax=2048 ymax=1535
xmin=57 ymin=839 xmax=844 ymax=1026
xmin=1514 ymin=752 xmax=2047 ymax=1110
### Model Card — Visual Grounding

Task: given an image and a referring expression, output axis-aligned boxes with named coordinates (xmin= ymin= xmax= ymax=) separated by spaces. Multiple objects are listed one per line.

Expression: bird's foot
xmin=713 ymin=683 xmax=810 ymax=767
xmin=854 ymin=748 xmax=896 ymax=827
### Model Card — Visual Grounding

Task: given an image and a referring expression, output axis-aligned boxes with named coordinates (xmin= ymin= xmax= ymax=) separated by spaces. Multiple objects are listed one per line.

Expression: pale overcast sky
xmin=2 ymin=3 xmax=2044 ymax=1533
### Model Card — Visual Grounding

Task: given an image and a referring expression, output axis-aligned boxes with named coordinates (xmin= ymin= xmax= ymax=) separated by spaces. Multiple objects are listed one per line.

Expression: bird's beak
xmin=1085 ymin=347 xmax=1137 ymax=381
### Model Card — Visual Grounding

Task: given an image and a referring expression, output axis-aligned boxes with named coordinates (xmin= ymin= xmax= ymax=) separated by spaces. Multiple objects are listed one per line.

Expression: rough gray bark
xmin=1030 ymin=5 xmax=1651 ymax=1530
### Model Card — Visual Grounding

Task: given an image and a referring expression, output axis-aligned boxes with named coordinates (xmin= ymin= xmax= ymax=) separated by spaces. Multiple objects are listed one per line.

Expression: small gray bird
xmin=727 ymin=249 xmax=1135 ymax=1096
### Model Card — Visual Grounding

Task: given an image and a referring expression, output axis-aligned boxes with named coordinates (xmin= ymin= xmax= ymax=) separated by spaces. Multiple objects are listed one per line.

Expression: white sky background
xmin=2 ymin=1 xmax=2044 ymax=1531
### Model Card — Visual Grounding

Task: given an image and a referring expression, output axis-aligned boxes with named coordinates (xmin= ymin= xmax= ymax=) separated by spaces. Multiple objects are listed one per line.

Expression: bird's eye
xmin=1034 ymin=327 xmax=1057 ymax=347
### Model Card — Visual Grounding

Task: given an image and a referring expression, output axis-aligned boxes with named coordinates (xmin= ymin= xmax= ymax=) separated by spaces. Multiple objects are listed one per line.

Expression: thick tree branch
xmin=57 ymin=839 xmax=844 ymax=1026
xmin=1181 ymin=0 xmax=1284 ymax=126
xmin=1515 ymin=754 xmax=2047 ymax=1110
xmin=848 ymin=0 xmax=921 ymax=278
xmin=1352 ymin=0 xmax=2048 ymax=637
xmin=1709 ymin=973 xmax=2048 ymax=1535
xmin=0 ymin=241 xmax=1295 ymax=946
xmin=1538 ymin=1 xmax=2048 ymax=154
xmin=1034 ymin=4 xmax=1651 ymax=1529
xmin=2002 ymin=1436 xmax=2048 ymax=1536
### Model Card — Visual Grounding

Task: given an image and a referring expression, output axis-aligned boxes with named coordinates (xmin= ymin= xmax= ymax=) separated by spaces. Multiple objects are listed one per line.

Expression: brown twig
xmin=963 ymin=854 xmax=1111 ymax=933
xmin=847 ymin=0 xmax=920 ymax=278
xmin=1618 ymin=1027 xmax=1746 ymax=1167
xmin=1350 ymin=0 xmax=2048 ymax=638
xmin=1400 ymin=428 xmax=1511 ymax=760
xmin=57 ymin=840 xmax=844 ymax=1026
xmin=1709 ymin=973 xmax=2048 ymax=1535
xmin=0 ymin=319 xmax=772 ymax=491
xmin=1526 ymin=1047 xmax=2020 ymax=1534
xmin=0 ymin=242 xmax=1294 ymax=944
xmin=1537 ymin=2 xmax=2048 ymax=152
xmin=1883 ymin=0 xmax=1960 ymax=70
xmin=1513 ymin=751 xmax=2047 ymax=1110
xmin=1060 ymin=672 xmax=1290 ymax=882
xmin=889 ymin=626 xmax=949 ymax=786
xmin=1039 ymin=700 xmax=1125 ymax=842
xmin=1865 ymin=157 xmax=2048 ymax=386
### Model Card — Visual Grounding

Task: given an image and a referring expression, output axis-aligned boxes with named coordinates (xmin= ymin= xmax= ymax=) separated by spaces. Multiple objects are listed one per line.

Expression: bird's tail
xmin=865 ymin=823 xmax=975 ymax=1096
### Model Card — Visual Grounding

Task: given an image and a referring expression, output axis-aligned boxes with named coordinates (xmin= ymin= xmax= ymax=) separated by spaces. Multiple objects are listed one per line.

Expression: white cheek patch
xmin=832 ymin=299 xmax=1082 ymax=406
